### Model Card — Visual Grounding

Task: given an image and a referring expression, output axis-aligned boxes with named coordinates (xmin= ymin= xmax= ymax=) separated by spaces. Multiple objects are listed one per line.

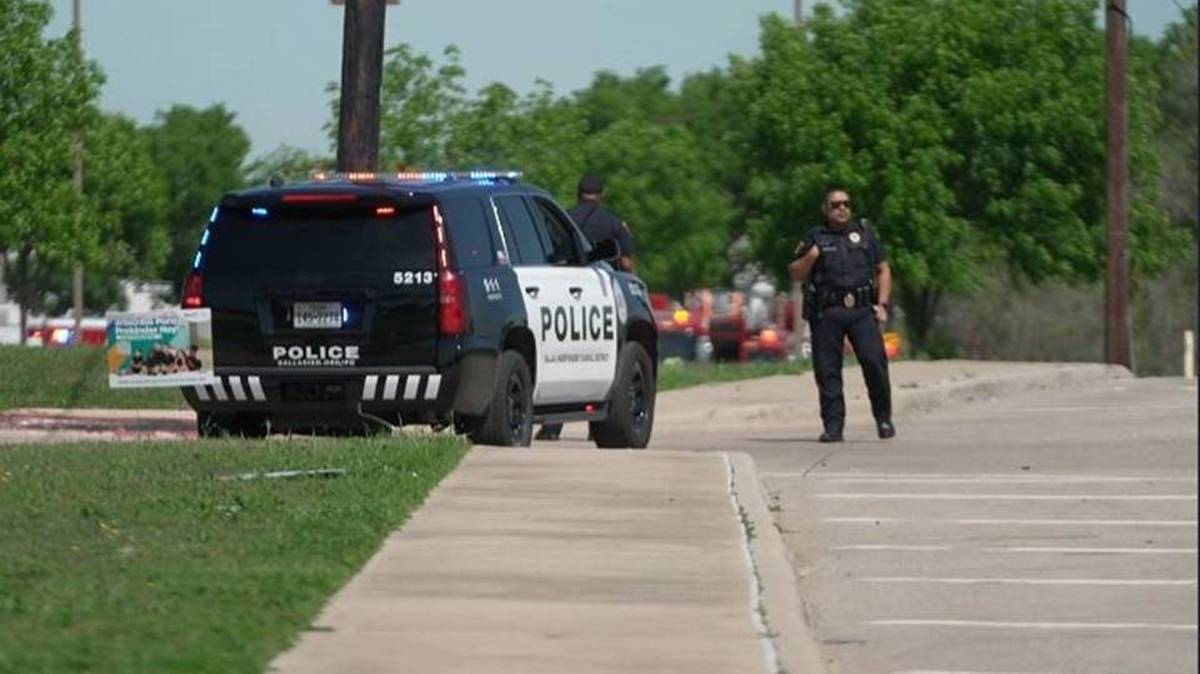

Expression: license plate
xmin=293 ymin=302 xmax=343 ymax=329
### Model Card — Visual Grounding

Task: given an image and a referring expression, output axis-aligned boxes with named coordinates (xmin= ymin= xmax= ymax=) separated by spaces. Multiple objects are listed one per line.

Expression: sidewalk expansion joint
xmin=723 ymin=451 xmax=785 ymax=674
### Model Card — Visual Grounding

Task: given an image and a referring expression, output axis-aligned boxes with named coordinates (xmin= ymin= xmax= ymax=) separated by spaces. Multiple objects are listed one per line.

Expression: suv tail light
xmin=182 ymin=272 xmax=205 ymax=308
xmin=432 ymin=204 xmax=467 ymax=335
xmin=438 ymin=270 xmax=467 ymax=335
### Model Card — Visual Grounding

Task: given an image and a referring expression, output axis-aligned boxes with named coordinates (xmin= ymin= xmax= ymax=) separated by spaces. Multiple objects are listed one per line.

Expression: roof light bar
xmin=311 ymin=170 xmax=522 ymax=183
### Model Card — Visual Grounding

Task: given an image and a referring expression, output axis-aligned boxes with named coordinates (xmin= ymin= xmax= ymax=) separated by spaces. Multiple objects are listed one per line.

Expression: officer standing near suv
xmin=536 ymin=173 xmax=636 ymax=441
xmin=789 ymin=187 xmax=895 ymax=443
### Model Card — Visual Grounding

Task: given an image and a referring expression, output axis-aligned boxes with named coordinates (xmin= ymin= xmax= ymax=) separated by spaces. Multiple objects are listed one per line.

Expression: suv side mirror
xmin=587 ymin=238 xmax=621 ymax=263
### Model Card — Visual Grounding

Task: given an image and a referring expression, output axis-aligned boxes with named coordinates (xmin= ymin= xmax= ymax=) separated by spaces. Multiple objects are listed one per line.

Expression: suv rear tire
xmin=470 ymin=350 xmax=533 ymax=447
xmin=591 ymin=342 xmax=655 ymax=449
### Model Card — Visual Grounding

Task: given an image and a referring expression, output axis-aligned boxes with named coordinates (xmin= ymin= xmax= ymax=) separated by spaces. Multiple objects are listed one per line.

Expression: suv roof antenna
xmin=268 ymin=175 xmax=285 ymax=188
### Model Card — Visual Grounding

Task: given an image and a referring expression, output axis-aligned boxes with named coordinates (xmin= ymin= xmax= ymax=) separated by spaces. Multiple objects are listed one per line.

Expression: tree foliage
xmin=142 ymin=104 xmax=250 ymax=297
xmin=243 ymin=144 xmax=332 ymax=188
xmin=1151 ymin=5 xmax=1198 ymax=238
xmin=0 ymin=0 xmax=104 ymax=334
xmin=30 ymin=112 xmax=172 ymax=315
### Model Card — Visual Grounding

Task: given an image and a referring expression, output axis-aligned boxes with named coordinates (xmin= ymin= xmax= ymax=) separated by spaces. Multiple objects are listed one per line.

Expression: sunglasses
xmin=827 ymin=200 xmax=852 ymax=210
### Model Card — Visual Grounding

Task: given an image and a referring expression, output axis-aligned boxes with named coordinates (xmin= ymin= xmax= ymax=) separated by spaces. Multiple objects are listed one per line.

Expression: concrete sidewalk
xmin=269 ymin=449 xmax=820 ymax=674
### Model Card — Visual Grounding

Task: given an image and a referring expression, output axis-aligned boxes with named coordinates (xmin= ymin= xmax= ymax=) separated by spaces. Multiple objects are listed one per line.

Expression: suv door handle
xmin=568 ymin=286 xmax=583 ymax=299
xmin=524 ymin=286 xmax=539 ymax=299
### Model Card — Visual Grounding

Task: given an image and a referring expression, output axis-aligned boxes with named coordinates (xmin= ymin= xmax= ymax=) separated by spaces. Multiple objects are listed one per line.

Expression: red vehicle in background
xmin=694 ymin=286 xmax=794 ymax=362
xmin=649 ymin=292 xmax=710 ymax=362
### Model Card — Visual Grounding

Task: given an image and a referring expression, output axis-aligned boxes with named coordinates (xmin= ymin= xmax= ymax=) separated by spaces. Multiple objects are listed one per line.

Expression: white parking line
xmin=822 ymin=517 xmax=1197 ymax=526
xmin=765 ymin=472 xmax=1197 ymax=483
xmin=859 ymin=577 xmax=1196 ymax=586
xmin=832 ymin=544 xmax=954 ymax=551
xmin=991 ymin=546 xmax=1198 ymax=555
xmin=831 ymin=545 xmax=1197 ymax=555
xmin=892 ymin=666 xmax=1060 ymax=671
xmin=814 ymin=493 xmax=1196 ymax=501
xmin=870 ymin=619 xmax=1197 ymax=632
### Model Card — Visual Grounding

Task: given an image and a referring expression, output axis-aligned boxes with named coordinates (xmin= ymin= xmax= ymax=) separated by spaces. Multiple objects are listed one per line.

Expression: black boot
xmin=877 ymin=420 xmax=896 ymax=439
xmin=819 ymin=428 xmax=844 ymax=443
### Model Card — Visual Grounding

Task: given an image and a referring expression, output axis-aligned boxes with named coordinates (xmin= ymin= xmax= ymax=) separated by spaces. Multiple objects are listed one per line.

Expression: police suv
xmin=180 ymin=171 xmax=657 ymax=448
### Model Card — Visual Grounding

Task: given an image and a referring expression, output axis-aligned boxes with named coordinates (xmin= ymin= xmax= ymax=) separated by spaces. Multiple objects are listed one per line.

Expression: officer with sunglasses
xmin=789 ymin=187 xmax=895 ymax=442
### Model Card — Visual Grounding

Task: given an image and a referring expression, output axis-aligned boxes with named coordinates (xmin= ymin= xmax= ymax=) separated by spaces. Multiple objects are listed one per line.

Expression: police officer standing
xmin=789 ymin=188 xmax=895 ymax=442
xmin=536 ymin=173 xmax=636 ymax=441
xmin=568 ymin=173 xmax=635 ymax=272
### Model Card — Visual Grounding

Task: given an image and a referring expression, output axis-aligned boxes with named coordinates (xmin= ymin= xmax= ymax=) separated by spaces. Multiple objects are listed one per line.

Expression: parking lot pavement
xmin=759 ymin=378 xmax=1197 ymax=674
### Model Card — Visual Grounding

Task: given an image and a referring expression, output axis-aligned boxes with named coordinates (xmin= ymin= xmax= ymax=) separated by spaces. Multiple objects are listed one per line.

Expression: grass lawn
xmin=0 ymin=346 xmax=186 ymax=411
xmin=0 ymin=435 xmax=468 ymax=674
xmin=657 ymin=358 xmax=810 ymax=392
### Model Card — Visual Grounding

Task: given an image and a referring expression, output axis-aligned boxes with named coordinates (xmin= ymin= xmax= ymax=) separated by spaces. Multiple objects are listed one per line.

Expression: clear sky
xmin=45 ymin=0 xmax=1189 ymax=160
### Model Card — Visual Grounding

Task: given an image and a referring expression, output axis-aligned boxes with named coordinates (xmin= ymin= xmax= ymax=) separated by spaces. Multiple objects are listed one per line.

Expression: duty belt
xmin=820 ymin=285 xmax=874 ymax=309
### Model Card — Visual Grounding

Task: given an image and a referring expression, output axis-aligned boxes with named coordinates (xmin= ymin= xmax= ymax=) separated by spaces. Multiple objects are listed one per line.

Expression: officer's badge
xmin=849 ymin=231 xmax=862 ymax=244
xmin=843 ymin=293 xmax=856 ymax=308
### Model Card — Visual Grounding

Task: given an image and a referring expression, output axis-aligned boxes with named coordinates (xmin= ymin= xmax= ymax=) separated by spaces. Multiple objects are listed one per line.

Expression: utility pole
xmin=794 ymin=0 xmax=802 ymax=24
xmin=333 ymin=0 xmax=396 ymax=172
xmin=71 ymin=0 xmax=84 ymax=343
xmin=1104 ymin=0 xmax=1132 ymax=368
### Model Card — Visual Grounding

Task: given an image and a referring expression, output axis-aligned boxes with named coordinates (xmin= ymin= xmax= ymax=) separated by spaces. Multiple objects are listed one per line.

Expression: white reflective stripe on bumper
xmin=403 ymin=376 xmax=420 ymax=400
xmin=194 ymin=385 xmax=210 ymax=401
xmin=211 ymin=378 xmax=229 ymax=401
xmin=362 ymin=375 xmax=379 ymax=401
xmin=228 ymin=376 xmax=247 ymax=401
xmin=248 ymin=376 xmax=266 ymax=401
xmin=425 ymin=374 xmax=442 ymax=400
xmin=382 ymin=375 xmax=400 ymax=400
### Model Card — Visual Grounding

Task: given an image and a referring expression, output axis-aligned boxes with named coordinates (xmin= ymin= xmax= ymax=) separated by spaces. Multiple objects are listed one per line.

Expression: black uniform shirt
xmin=568 ymin=202 xmax=635 ymax=257
xmin=798 ymin=220 xmax=886 ymax=290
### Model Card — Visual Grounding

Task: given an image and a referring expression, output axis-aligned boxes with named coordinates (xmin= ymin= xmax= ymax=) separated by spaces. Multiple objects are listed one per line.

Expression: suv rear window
xmin=206 ymin=205 xmax=435 ymax=273
xmin=438 ymin=196 xmax=496 ymax=269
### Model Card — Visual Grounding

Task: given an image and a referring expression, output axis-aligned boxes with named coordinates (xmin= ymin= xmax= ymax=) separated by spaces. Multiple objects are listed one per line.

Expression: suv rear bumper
xmin=182 ymin=365 xmax=461 ymax=420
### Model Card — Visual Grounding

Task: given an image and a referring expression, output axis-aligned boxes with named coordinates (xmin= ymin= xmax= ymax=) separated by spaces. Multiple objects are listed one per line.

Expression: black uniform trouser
xmin=809 ymin=306 xmax=892 ymax=432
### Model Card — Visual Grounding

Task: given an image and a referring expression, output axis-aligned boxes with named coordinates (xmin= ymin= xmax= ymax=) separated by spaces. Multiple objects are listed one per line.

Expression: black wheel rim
xmin=506 ymin=373 xmax=527 ymax=441
xmin=628 ymin=362 xmax=649 ymax=431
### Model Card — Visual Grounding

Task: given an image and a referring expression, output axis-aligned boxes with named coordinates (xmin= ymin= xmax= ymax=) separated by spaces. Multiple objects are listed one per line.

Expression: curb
xmin=893 ymin=363 xmax=1133 ymax=418
xmin=728 ymin=451 xmax=827 ymax=674
xmin=657 ymin=363 xmax=1132 ymax=430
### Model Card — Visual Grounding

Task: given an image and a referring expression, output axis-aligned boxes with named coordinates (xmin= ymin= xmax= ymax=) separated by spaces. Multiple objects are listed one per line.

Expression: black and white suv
xmin=180 ymin=171 xmax=657 ymax=447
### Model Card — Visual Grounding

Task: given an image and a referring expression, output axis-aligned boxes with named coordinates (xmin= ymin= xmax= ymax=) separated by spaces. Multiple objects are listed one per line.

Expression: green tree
xmin=445 ymin=81 xmax=588 ymax=199
xmin=243 ymin=144 xmax=332 ymax=187
xmin=142 ymin=104 xmax=250 ymax=297
xmin=361 ymin=44 xmax=467 ymax=168
xmin=573 ymin=67 xmax=682 ymax=134
xmin=31 ymin=112 xmax=171 ymax=315
xmin=1151 ymin=6 xmax=1198 ymax=237
xmin=744 ymin=2 xmax=1179 ymax=352
xmin=0 ymin=0 xmax=104 ymax=340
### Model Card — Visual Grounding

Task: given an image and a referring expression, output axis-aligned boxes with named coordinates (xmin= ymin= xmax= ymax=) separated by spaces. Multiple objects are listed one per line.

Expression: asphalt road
xmin=660 ymin=376 xmax=1197 ymax=674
